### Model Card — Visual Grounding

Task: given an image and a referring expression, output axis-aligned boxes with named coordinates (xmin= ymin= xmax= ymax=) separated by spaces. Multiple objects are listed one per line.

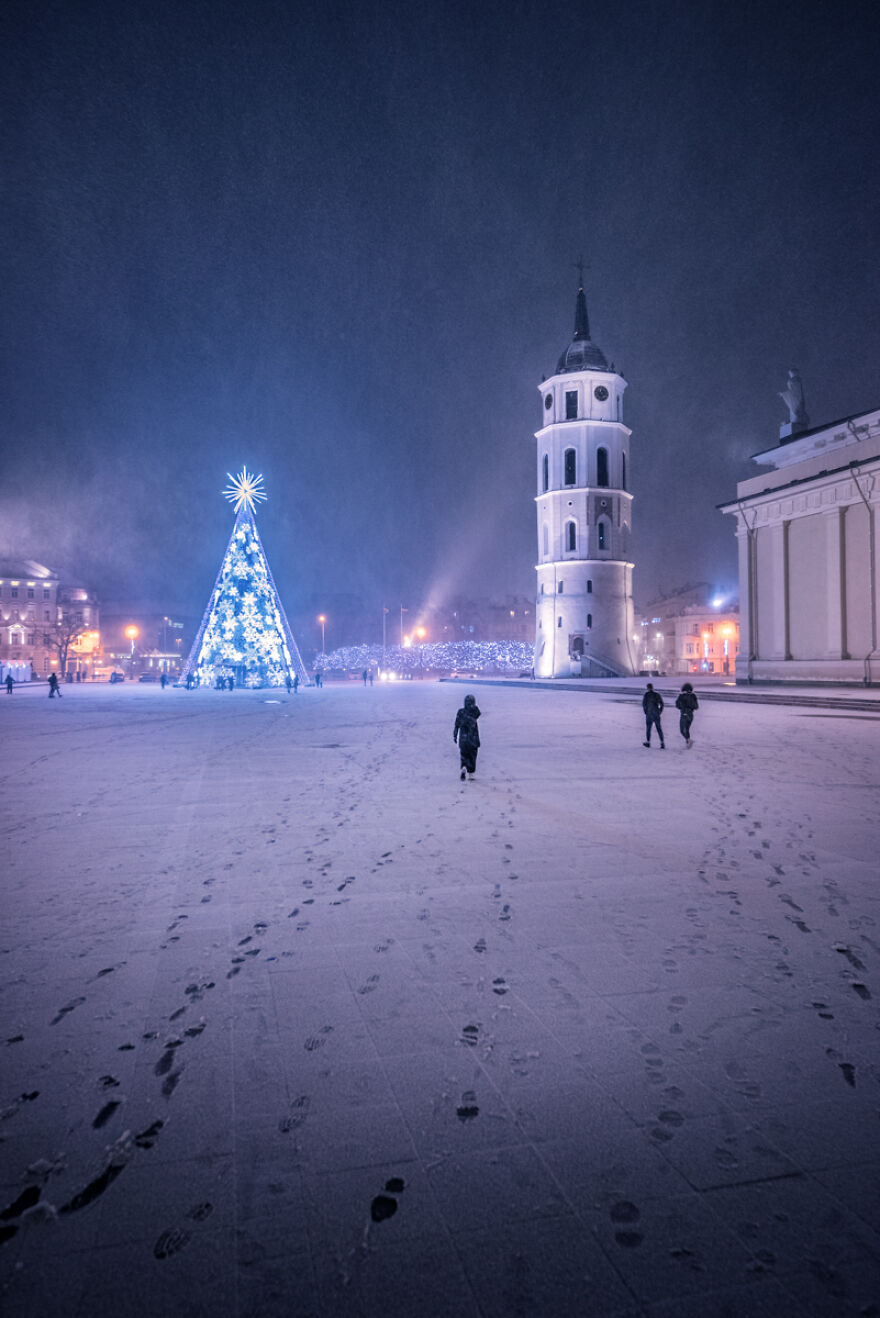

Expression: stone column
xmin=823 ymin=508 xmax=846 ymax=659
xmin=764 ymin=521 xmax=789 ymax=660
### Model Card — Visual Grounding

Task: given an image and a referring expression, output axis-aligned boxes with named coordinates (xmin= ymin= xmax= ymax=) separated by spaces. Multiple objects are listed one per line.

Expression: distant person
xmin=368 ymin=669 xmax=374 ymax=687
xmin=642 ymin=683 xmax=665 ymax=749
xmin=314 ymin=670 xmax=323 ymax=689
xmin=453 ymin=693 xmax=482 ymax=781
xmin=48 ymin=672 xmax=62 ymax=698
xmin=186 ymin=673 xmax=194 ymax=689
xmin=160 ymin=673 xmax=168 ymax=689
xmin=227 ymin=675 xmax=234 ymax=691
xmin=5 ymin=674 xmax=13 ymax=694
xmin=293 ymin=673 xmax=299 ymax=694
xmin=285 ymin=674 xmax=292 ymax=695
xmin=675 ymin=682 xmax=699 ymax=746
xmin=362 ymin=669 xmax=368 ymax=686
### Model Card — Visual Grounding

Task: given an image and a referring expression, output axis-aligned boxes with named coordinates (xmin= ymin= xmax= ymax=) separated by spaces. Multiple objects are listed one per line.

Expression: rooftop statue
xmin=779 ymin=368 xmax=809 ymax=430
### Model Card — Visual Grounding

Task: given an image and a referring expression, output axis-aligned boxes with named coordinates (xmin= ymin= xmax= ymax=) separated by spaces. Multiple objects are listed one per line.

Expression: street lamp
xmin=317 ymin=614 xmax=326 ymax=656
xmin=125 ymin=625 xmax=138 ymax=675
xmin=400 ymin=605 xmax=408 ymax=647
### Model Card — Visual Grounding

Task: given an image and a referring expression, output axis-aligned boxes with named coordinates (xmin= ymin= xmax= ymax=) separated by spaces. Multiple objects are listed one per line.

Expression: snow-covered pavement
xmin=1 ymin=680 xmax=879 ymax=1316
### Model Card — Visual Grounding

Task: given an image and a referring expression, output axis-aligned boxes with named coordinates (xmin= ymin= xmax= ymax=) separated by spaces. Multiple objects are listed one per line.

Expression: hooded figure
xmin=675 ymin=682 xmax=699 ymax=745
xmin=453 ymin=694 xmax=481 ymax=780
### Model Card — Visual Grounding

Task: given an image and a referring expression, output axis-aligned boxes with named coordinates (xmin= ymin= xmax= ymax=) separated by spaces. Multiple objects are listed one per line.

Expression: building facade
xmin=637 ymin=584 xmax=739 ymax=675
xmin=0 ymin=562 xmax=100 ymax=681
xmin=720 ymin=405 xmax=880 ymax=685
xmin=0 ymin=562 xmax=59 ymax=680
xmin=534 ymin=280 xmax=636 ymax=677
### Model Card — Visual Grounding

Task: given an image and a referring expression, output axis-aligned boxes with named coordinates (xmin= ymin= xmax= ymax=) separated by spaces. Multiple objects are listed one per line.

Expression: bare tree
xmin=44 ymin=609 xmax=89 ymax=675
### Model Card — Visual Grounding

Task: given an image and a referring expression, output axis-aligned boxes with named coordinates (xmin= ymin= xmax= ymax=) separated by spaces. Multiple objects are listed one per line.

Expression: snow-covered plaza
xmin=2 ymin=678 xmax=879 ymax=1316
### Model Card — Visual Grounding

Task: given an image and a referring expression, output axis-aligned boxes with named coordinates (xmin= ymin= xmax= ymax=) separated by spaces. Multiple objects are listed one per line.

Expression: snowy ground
xmin=1 ymin=680 xmax=879 ymax=1316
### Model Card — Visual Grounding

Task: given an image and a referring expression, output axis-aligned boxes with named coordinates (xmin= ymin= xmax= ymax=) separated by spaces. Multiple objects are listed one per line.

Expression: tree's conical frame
xmin=181 ymin=498 xmax=309 ymax=689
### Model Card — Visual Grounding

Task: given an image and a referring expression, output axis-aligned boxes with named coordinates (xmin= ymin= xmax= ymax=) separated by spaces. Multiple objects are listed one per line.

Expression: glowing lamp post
xmin=415 ymin=626 xmax=426 ymax=678
xmin=317 ymin=615 xmax=326 ymax=657
xmin=125 ymin=625 xmax=139 ymax=675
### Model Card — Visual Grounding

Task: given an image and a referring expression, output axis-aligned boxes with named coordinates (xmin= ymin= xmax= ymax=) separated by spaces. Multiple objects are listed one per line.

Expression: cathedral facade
xmin=533 ymin=282 xmax=636 ymax=677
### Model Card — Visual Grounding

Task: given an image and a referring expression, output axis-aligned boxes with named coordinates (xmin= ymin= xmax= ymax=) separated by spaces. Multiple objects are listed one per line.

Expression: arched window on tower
xmin=597 ymin=447 xmax=609 ymax=488
xmin=542 ymin=524 xmax=549 ymax=557
xmin=587 ymin=579 xmax=593 ymax=594
xmin=621 ymin=452 xmax=627 ymax=490
xmin=587 ymin=613 xmax=592 ymax=628
xmin=542 ymin=453 xmax=548 ymax=492
xmin=564 ymin=449 xmax=576 ymax=486
xmin=598 ymin=521 xmax=607 ymax=551
xmin=566 ymin=521 xmax=576 ymax=552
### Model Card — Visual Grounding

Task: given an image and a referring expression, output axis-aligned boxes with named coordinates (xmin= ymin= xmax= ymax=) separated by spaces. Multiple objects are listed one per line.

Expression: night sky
xmin=3 ymin=0 xmax=878 ymax=634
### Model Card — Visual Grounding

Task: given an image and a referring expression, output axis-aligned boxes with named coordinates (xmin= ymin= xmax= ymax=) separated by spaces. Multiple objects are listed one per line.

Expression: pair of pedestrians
xmin=642 ymin=682 xmax=699 ymax=749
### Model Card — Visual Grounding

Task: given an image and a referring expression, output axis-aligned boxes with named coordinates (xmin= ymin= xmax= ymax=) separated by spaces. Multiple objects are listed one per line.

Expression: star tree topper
xmin=223 ymin=467 xmax=268 ymax=515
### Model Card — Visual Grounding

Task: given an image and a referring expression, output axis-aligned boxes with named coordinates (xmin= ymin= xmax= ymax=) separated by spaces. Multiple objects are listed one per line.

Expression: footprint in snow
xmin=370 ymin=1177 xmax=405 ymax=1223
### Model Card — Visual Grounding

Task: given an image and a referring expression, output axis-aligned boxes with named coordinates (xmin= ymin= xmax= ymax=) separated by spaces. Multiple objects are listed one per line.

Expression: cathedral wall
xmin=787 ymin=515 xmax=828 ymax=659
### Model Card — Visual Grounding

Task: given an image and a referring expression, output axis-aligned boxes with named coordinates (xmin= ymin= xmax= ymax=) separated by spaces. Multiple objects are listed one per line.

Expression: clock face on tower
xmin=544 ymin=394 xmax=552 ymax=410
xmin=594 ymin=385 xmax=609 ymax=402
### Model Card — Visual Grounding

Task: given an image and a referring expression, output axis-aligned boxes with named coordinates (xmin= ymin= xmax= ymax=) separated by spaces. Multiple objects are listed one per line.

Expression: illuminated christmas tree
xmin=181 ymin=468 xmax=309 ymax=688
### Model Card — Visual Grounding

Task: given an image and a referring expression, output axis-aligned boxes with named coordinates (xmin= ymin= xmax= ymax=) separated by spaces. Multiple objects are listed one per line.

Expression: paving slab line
xmin=441 ymin=676 xmax=880 ymax=713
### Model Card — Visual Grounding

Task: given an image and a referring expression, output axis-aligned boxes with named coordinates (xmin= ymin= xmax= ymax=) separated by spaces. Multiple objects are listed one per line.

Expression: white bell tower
xmin=534 ymin=277 xmax=636 ymax=678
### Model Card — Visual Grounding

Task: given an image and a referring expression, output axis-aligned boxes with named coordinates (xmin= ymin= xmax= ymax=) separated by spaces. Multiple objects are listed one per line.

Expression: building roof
xmin=0 ymin=559 xmax=58 ymax=580
xmin=555 ymin=283 xmax=610 ymax=374
xmin=750 ymin=406 xmax=878 ymax=463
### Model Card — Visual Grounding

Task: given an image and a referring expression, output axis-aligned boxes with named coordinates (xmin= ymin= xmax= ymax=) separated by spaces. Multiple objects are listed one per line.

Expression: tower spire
xmin=573 ymin=256 xmax=590 ymax=341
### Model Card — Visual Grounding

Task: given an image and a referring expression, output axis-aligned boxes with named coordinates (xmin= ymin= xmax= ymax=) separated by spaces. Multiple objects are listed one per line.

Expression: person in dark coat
xmin=675 ymin=682 xmax=699 ymax=746
xmin=642 ymin=683 xmax=664 ymax=748
xmin=5 ymin=674 xmax=13 ymax=694
xmin=48 ymin=672 xmax=62 ymax=698
xmin=285 ymin=674 xmax=292 ymax=695
xmin=453 ymin=694 xmax=482 ymax=780
xmin=293 ymin=673 xmax=299 ymax=694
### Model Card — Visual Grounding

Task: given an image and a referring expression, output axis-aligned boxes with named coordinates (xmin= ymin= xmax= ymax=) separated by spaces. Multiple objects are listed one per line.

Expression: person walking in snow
xmin=5 ymin=674 xmax=13 ymax=694
xmin=675 ymin=682 xmax=699 ymax=746
xmin=642 ymin=682 xmax=664 ymax=749
xmin=48 ymin=672 xmax=62 ymax=698
xmin=362 ymin=669 xmax=368 ymax=686
xmin=293 ymin=673 xmax=299 ymax=694
xmin=285 ymin=673 xmax=292 ymax=695
xmin=454 ymin=693 xmax=482 ymax=781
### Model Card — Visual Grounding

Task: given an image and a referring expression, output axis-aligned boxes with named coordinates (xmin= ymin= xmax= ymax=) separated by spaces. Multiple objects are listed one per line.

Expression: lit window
xmin=565 ymin=391 xmax=577 ymax=420
xmin=564 ymin=449 xmax=576 ymax=485
xmin=597 ymin=448 xmax=609 ymax=487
